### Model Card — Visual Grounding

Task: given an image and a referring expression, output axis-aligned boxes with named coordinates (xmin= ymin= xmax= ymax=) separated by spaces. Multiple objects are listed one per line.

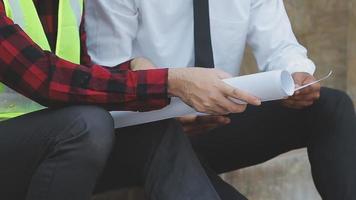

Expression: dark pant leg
xmin=95 ymin=120 xmax=221 ymax=200
xmin=200 ymin=160 xmax=248 ymax=200
xmin=307 ymin=88 xmax=356 ymax=199
xmin=191 ymin=88 xmax=356 ymax=199
xmin=0 ymin=106 xmax=115 ymax=200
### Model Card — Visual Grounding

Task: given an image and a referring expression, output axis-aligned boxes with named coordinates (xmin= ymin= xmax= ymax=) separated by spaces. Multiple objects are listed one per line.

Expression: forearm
xmin=0 ymin=15 xmax=169 ymax=111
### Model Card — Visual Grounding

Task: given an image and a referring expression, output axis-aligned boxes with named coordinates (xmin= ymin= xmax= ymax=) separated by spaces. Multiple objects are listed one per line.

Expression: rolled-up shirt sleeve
xmin=247 ymin=0 xmax=316 ymax=75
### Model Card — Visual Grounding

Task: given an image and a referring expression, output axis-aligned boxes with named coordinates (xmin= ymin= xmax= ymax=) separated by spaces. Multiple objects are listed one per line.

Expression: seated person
xmin=86 ymin=0 xmax=356 ymax=199
xmin=0 ymin=0 xmax=261 ymax=199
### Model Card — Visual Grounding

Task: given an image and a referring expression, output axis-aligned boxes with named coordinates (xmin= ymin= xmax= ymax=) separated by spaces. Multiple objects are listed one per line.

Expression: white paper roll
xmin=111 ymin=70 xmax=295 ymax=128
xmin=223 ymin=70 xmax=295 ymax=102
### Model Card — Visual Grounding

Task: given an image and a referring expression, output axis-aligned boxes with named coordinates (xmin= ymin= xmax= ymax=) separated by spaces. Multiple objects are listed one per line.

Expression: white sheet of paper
xmin=111 ymin=70 xmax=296 ymax=128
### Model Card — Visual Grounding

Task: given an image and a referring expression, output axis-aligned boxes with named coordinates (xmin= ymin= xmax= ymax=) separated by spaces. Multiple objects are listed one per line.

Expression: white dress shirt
xmin=85 ymin=0 xmax=316 ymax=76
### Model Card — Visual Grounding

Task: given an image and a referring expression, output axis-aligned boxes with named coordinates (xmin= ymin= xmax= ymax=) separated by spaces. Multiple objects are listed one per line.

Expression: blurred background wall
xmin=94 ymin=0 xmax=355 ymax=199
xmin=348 ymin=0 xmax=356 ymax=101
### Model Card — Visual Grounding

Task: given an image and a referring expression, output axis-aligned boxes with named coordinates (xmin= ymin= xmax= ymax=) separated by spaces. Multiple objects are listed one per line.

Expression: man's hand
xmin=177 ymin=115 xmax=231 ymax=135
xmin=282 ymin=72 xmax=321 ymax=109
xmin=130 ymin=57 xmax=156 ymax=71
xmin=168 ymin=68 xmax=261 ymax=115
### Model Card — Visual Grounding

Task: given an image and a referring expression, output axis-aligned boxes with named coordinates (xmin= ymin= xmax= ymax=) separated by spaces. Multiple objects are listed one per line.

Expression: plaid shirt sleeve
xmin=0 ymin=2 xmax=170 ymax=112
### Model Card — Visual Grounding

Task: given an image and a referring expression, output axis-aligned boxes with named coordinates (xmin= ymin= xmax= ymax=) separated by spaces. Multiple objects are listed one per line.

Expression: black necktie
xmin=193 ymin=0 xmax=215 ymax=68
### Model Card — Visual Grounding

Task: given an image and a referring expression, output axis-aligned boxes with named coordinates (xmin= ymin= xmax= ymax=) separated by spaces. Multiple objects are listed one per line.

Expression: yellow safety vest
xmin=0 ymin=0 xmax=83 ymax=119
xmin=3 ymin=0 xmax=83 ymax=63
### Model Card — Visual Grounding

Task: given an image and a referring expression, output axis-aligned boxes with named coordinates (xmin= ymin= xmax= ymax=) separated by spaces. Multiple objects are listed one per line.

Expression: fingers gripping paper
xmin=111 ymin=70 xmax=295 ymax=128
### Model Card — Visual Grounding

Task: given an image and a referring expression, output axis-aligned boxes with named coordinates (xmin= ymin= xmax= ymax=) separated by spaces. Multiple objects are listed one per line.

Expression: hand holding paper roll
xmin=111 ymin=70 xmax=332 ymax=128
xmin=167 ymin=68 xmax=261 ymax=115
xmin=282 ymin=71 xmax=332 ymax=109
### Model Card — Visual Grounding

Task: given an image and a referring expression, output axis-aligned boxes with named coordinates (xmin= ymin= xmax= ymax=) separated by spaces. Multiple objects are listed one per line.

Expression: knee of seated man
xmin=55 ymin=106 xmax=115 ymax=165
xmin=157 ymin=119 xmax=188 ymax=143
xmin=317 ymin=88 xmax=355 ymax=119
xmin=157 ymin=119 xmax=192 ymax=152
xmin=133 ymin=119 xmax=188 ymax=159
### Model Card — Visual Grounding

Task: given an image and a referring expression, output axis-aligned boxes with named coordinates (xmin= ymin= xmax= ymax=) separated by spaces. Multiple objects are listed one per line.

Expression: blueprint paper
xmin=111 ymin=98 xmax=198 ymax=128
xmin=111 ymin=70 xmax=295 ymax=128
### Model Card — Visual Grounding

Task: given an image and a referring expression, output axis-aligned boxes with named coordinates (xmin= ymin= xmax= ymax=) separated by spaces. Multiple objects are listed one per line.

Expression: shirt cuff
xmin=285 ymin=58 xmax=316 ymax=75
xmin=135 ymin=68 xmax=171 ymax=111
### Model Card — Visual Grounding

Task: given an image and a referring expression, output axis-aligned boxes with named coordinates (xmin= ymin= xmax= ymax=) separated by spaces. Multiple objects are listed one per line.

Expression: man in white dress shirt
xmin=85 ymin=0 xmax=356 ymax=199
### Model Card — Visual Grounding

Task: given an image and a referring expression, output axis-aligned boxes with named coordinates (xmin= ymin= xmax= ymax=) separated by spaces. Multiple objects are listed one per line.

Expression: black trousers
xmin=0 ymin=106 xmax=220 ymax=200
xmin=1 ymin=87 xmax=355 ymax=200
xmin=191 ymin=87 xmax=356 ymax=200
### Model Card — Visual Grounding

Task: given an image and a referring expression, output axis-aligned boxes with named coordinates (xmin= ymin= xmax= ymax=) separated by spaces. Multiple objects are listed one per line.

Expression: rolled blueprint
xmin=223 ymin=70 xmax=295 ymax=102
xmin=111 ymin=70 xmax=295 ymax=128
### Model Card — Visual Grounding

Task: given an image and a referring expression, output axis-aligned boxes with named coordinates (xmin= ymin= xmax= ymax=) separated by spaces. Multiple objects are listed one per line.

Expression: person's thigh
xmin=190 ymin=88 xmax=337 ymax=173
xmin=192 ymin=87 xmax=356 ymax=199
xmin=0 ymin=106 xmax=113 ymax=199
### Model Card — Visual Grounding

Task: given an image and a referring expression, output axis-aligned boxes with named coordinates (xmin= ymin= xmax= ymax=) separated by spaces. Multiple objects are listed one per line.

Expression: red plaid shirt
xmin=0 ymin=0 xmax=170 ymax=111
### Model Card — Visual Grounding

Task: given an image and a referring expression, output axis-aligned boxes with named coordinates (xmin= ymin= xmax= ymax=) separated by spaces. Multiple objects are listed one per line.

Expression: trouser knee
xmin=51 ymin=106 xmax=115 ymax=169
xmin=316 ymin=88 xmax=355 ymax=122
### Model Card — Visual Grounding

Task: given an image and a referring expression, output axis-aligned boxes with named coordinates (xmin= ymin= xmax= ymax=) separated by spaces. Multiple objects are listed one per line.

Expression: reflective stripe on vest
xmin=3 ymin=0 xmax=83 ymax=64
